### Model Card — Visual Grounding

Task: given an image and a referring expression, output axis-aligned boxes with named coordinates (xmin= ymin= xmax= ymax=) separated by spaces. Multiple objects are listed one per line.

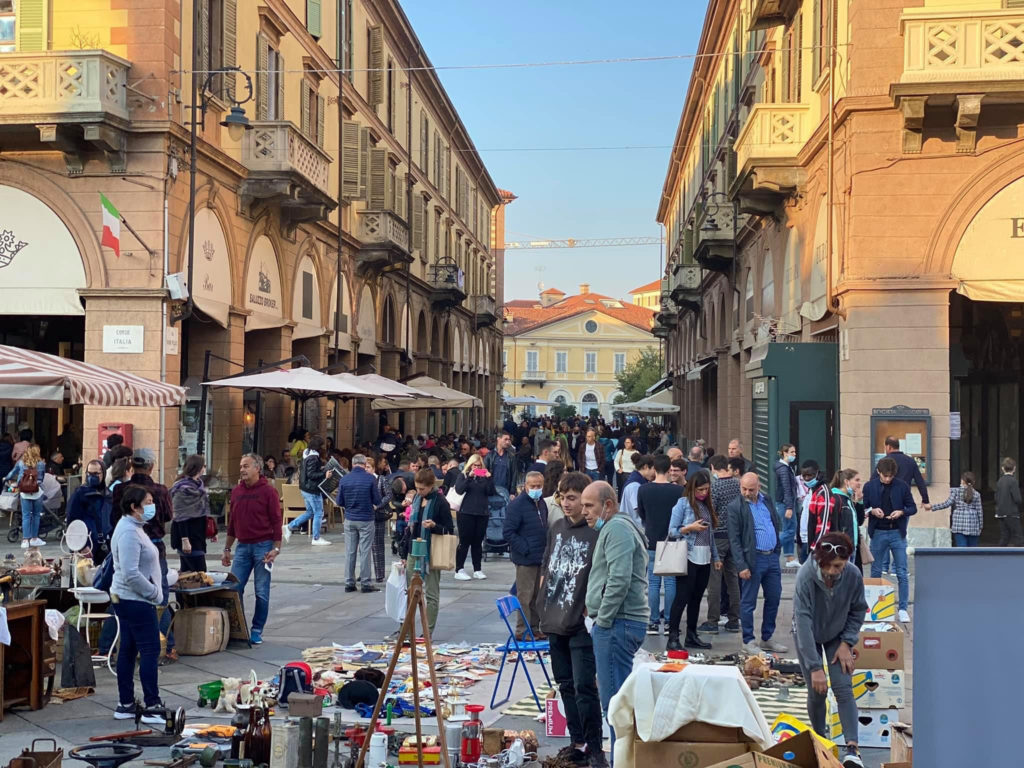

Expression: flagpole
xmin=119 ymin=215 xmax=157 ymax=257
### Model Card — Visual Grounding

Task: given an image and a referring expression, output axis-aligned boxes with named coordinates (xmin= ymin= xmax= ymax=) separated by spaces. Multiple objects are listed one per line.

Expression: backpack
xmin=18 ymin=466 xmax=39 ymax=495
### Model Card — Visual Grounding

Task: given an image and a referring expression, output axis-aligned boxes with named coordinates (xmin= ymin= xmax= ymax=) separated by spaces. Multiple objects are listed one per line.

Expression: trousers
xmin=669 ymin=562 xmax=710 ymax=637
xmin=705 ymin=535 xmax=740 ymax=625
xmin=345 ymin=519 xmax=375 ymax=586
xmin=514 ymin=565 xmax=542 ymax=637
xmin=547 ymin=627 xmax=602 ymax=752
xmin=113 ymin=598 xmax=161 ymax=707
xmin=796 ymin=636 xmax=859 ymax=747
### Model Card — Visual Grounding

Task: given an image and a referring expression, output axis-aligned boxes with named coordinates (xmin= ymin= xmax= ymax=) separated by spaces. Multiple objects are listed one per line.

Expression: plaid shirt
xmin=932 ymin=485 xmax=983 ymax=536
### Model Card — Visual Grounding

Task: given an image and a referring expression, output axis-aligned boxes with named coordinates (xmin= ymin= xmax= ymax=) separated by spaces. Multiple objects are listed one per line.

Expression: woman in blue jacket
xmin=774 ymin=444 xmax=799 ymax=569
xmin=4 ymin=444 xmax=46 ymax=549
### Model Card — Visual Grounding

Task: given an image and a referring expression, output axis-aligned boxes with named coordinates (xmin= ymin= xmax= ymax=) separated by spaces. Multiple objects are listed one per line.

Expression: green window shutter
xmin=306 ymin=0 xmax=322 ymax=39
xmin=256 ymin=34 xmax=270 ymax=120
xmin=222 ymin=0 xmax=237 ymax=100
xmin=341 ymin=121 xmax=363 ymax=199
xmin=301 ymin=81 xmax=311 ymax=138
xmin=16 ymin=0 xmax=47 ymax=51
xmin=368 ymin=147 xmax=388 ymax=210
xmin=368 ymin=25 xmax=384 ymax=106
xmin=413 ymin=192 xmax=424 ymax=250
xmin=317 ymin=93 xmax=325 ymax=148
xmin=276 ymin=52 xmax=285 ymax=120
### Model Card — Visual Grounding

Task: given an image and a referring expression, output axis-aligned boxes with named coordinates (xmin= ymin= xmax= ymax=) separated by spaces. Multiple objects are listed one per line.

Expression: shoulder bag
xmin=653 ymin=517 xmax=689 ymax=576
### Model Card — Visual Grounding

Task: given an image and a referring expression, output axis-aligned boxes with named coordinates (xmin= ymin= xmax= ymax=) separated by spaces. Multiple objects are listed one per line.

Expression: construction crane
xmin=503 ymin=236 xmax=661 ymax=249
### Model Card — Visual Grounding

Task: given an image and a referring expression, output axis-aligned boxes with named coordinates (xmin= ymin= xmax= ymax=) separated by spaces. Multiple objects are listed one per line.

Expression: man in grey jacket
xmin=792 ymin=531 xmax=868 ymax=768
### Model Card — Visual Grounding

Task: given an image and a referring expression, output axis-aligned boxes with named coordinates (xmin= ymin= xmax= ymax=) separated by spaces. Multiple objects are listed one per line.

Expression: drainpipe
xmin=826 ymin=0 xmax=842 ymax=316
xmin=159 ymin=193 xmax=169 ymax=482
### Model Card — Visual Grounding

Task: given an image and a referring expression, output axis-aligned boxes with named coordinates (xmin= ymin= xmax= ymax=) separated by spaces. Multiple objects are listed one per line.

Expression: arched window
xmin=582 ymin=393 xmax=599 ymax=407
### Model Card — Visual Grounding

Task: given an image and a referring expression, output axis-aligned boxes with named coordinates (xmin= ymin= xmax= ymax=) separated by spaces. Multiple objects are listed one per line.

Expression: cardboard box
xmin=769 ymin=714 xmax=840 ymax=758
xmin=762 ymin=730 xmax=844 ymax=768
xmin=890 ymin=723 xmax=913 ymax=763
xmin=852 ymin=623 xmax=905 ymax=670
xmin=667 ymin=721 xmax=754 ymax=743
xmin=286 ymin=693 xmax=324 ymax=717
xmin=881 ymin=763 xmax=911 ymax=768
xmin=862 ymin=578 xmax=897 ymax=621
xmin=175 ymin=607 xmax=230 ymax=655
xmin=825 ymin=696 xmax=896 ymax=749
xmin=703 ymin=753 xmax=796 ymax=768
xmin=851 ymin=669 xmax=906 ymax=708
xmin=636 ymin=740 xmax=756 ymax=768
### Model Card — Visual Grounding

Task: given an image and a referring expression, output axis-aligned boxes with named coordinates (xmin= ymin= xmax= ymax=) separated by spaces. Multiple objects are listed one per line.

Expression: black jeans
xmin=456 ymin=514 xmax=488 ymax=572
xmin=998 ymin=517 xmax=1024 ymax=546
xmin=669 ymin=562 xmax=711 ymax=637
xmin=178 ymin=551 xmax=207 ymax=573
xmin=547 ymin=627 xmax=602 ymax=752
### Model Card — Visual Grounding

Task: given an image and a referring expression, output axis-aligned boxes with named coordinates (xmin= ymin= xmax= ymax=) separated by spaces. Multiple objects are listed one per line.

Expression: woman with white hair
xmin=453 ymin=453 xmax=495 ymax=580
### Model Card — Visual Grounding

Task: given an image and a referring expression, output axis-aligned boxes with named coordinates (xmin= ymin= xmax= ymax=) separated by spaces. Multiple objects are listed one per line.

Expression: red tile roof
xmin=540 ymin=287 xmax=566 ymax=296
xmin=503 ymin=291 xmax=655 ymax=336
xmin=629 ymin=279 xmax=661 ymax=294
xmin=498 ymin=188 xmax=518 ymax=203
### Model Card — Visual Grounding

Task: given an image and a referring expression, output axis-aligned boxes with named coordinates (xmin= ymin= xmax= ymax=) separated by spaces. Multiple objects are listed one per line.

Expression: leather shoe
xmin=361 ymin=585 xmax=381 ymax=593
xmin=665 ymin=635 xmax=683 ymax=652
xmin=344 ymin=585 xmax=357 ymax=593
xmin=685 ymin=632 xmax=712 ymax=650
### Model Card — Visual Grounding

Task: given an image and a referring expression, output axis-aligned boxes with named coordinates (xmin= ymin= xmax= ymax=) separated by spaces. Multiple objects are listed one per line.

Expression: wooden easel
xmin=354 ymin=567 xmax=451 ymax=768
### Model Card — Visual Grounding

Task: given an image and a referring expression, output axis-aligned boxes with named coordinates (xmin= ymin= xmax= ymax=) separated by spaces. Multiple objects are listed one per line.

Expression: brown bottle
xmin=242 ymin=706 xmax=258 ymax=761
xmin=258 ymin=704 xmax=273 ymax=765
xmin=231 ymin=706 xmax=250 ymax=759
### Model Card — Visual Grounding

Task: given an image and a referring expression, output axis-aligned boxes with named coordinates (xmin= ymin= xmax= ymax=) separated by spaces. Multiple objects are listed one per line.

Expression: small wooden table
xmin=0 ymin=598 xmax=47 ymax=720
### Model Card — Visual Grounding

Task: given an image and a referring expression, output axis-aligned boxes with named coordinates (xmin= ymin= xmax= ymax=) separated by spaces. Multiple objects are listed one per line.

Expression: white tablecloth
xmin=608 ymin=664 xmax=774 ymax=767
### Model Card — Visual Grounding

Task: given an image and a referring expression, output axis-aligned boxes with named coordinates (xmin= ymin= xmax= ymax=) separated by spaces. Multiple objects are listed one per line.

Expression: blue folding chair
xmin=489 ymin=595 xmax=552 ymax=711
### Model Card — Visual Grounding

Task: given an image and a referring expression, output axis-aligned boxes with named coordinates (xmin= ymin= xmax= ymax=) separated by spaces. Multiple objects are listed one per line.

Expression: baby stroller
xmin=7 ymin=503 xmax=66 ymax=543
xmin=483 ymin=494 xmax=510 ymax=561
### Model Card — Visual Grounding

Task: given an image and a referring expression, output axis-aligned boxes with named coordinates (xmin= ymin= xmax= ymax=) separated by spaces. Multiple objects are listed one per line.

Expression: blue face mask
xmin=786 ymin=455 xmax=796 ymax=463
xmin=594 ymin=518 xmax=605 ymax=531
xmin=807 ymin=478 xmax=819 ymax=488
xmin=142 ymin=503 xmax=157 ymax=522
xmin=527 ymin=488 xmax=543 ymax=500
xmin=87 ymin=475 xmax=102 ymax=488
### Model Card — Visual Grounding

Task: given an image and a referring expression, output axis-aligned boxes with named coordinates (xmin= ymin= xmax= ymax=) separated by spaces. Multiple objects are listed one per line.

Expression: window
xmin=344 ymin=0 xmax=353 ymax=80
xmin=199 ymin=0 xmax=237 ymax=101
xmin=301 ymin=80 xmax=324 ymax=148
xmin=554 ymin=395 xmax=566 ymax=405
xmin=301 ymin=271 xmax=314 ymax=319
xmin=585 ymin=352 xmax=597 ymax=374
xmin=614 ymin=353 xmax=626 ymax=374
xmin=526 ymin=350 xmax=539 ymax=372
xmin=0 ymin=0 xmax=14 ymax=52
xmin=585 ymin=319 xmax=598 ymax=334
xmin=306 ymin=0 xmax=321 ymax=39
xmin=386 ymin=59 xmax=394 ymax=132
xmin=257 ymin=36 xmax=283 ymax=120
xmin=555 ymin=351 xmax=567 ymax=373
xmin=812 ymin=0 xmax=830 ymax=81
xmin=782 ymin=14 xmax=802 ymax=103
xmin=502 ymin=349 xmax=507 ymax=371
xmin=745 ymin=268 xmax=755 ymax=322
xmin=761 ymin=255 xmax=776 ymax=317
xmin=582 ymin=393 xmax=599 ymax=414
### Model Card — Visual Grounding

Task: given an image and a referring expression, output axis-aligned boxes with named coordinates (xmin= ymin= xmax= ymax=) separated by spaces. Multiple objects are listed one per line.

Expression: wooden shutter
xmin=368 ymin=25 xmax=384 ymax=106
xmin=341 ymin=121 xmax=365 ymax=199
xmin=811 ymin=0 xmax=821 ymax=80
xmin=317 ymin=94 xmax=325 ymax=148
xmin=780 ymin=30 xmax=791 ymax=103
xmin=276 ymin=52 xmax=285 ymax=120
xmin=419 ymin=111 xmax=429 ymax=171
xmin=222 ymin=0 xmax=237 ymax=100
xmin=433 ymin=131 xmax=441 ymax=186
xmin=413 ymin=192 xmax=424 ymax=249
xmin=198 ymin=0 xmax=211 ymax=83
xmin=794 ymin=13 xmax=803 ymax=102
xmin=306 ymin=0 xmax=322 ymax=39
xmin=445 ymin=146 xmax=451 ymax=200
xmin=16 ymin=0 xmax=47 ymax=51
xmin=368 ymin=148 xmax=388 ymax=210
xmin=256 ymin=34 xmax=270 ymax=120
xmin=301 ymin=81 xmax=311 ymax=138
xmin=359 ymin=127 xmax=369 ymax=196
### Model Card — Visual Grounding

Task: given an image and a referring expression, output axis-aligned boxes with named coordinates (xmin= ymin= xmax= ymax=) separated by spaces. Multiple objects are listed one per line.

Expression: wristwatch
xmin=272 ymin=547 xmax=280 ymax=554
xmin=223 ymin=547 xmax=231 ymax=553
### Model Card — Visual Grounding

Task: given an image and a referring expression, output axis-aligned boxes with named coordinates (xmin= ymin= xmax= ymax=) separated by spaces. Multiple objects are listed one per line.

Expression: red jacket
xmin=228 ymin=476 xmax=282 ymax=543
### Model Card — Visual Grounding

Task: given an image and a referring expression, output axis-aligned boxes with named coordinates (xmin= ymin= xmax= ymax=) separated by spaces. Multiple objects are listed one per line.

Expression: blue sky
xmin=401 ymin=0 xmax=705 ymax=302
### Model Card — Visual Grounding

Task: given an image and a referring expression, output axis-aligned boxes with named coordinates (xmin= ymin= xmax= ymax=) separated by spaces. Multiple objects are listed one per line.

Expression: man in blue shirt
xmin=726 ymin=473 xmax=787 ymax=654
xmin=337 ymin=454 xmax=382 ymax=593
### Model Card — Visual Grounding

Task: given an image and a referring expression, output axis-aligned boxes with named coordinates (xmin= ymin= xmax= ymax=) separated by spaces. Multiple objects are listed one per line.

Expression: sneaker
xmin=361 ymin=585 xmax=381 ymax=593
xmin=841 ymin=747 xmax=864 ymax=768
xmin=29 ymin=537 xmax=45 ymax=547
xmin=114 ymin=702 xmax=137 ymax=720
xmin=250 ymin=630 xmax=263 ymax=645
xmin=697 ymin=621 xmax=720 ymax=635
xmin=588 ymin=749 xmax=609 ymax=768
xmin=281 ymin=524 xmax=292 ymax=543
xmin=472 ymin=571 xmax=487 ymax=580
xmin=723 ymin=622 xmax=741 ymax=633
xmin=20 ymin=540 xmax=29 ymax=549
xmin=898 ymin=609 xmax=911 ymax=623
xmin=784 ymin=559 xmax=799 ymax=569
xmin=139 ymin=703 xmax=167 ymax=726
xmin=718 ymin=615 xmax=728 ymax=625
xmin=454 ymin=569 xmax=472 ymax=581
xmin=647 ymin=621 xmax=660 ymax=635
xmin=760 ymin=637 xmax=789 ymax=653
xmin=345 ymin=585 xmax=357 ymax=593
xmin=743 ymin=641 xmax=762 ymax=655
xmin=311 ymin=537 xmax=332 ymax=546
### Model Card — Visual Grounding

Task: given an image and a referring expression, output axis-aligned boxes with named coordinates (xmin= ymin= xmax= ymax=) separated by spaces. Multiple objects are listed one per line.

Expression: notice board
xmin=870 ymin=405 xmax=931 ymax=483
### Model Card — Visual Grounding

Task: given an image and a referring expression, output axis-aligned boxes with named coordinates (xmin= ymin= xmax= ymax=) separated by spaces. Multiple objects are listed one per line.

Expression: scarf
xmin=169 ymin=476 xmax=209 ymax=521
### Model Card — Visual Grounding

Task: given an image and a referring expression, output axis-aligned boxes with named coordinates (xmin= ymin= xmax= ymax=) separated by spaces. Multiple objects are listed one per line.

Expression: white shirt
xmin=585 ymin=443 xmax=598 ymax=470
xmin=615 ymin=449 xmax=635 ymax=475
xmin=621 ymin=481 xmax=643 ymax=528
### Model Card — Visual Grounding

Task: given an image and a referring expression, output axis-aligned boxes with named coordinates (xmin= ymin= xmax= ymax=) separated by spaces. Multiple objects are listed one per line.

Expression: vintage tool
xmin=142 ymin=754 xmax=198 ymax=768
xmin=11 ymin=738 xmax=64 ymax=768
xmin=88 ymin=732 xmax=152 ymax=743
xmin=459 ymin=705 xmax=484 ymax=767
xmin=68 ymin=744 xmax=143 ymax=768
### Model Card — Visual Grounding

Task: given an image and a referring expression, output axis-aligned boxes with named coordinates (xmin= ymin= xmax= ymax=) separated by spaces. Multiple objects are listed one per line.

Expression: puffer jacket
xmin=774 ymin=460 xmax=797 ymax=511
xmin=300 ymin=450 xmax=327 ymax=494
xmin=503 ymin=492 xmax=549 ymax=566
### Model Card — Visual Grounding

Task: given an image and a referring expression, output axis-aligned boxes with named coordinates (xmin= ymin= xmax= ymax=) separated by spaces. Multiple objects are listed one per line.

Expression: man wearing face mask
xmin=67 ymin=459 xmax=111 ymax=559
xmin=503 ymin=471 xmax=549 ymax=639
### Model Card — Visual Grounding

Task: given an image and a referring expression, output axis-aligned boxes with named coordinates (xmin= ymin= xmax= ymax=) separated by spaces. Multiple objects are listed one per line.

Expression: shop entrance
xmin=950 ymin=294 xmax=1024 ymax=543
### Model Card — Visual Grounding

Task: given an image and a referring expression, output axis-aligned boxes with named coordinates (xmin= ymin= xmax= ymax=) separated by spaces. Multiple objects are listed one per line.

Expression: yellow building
xmin=503 ymin=285 xmax=657 ymax=418
xmin=629 ymin=280 xmax=662 ymax=310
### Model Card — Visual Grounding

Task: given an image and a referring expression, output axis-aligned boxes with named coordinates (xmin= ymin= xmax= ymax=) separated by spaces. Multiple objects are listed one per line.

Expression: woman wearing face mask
xmin=66 ymin=459 xmax=110 ymax=557
xmin=775 ymin=444 xmax=800 ymax=569
xmin=170 ymin=454 xmax=211 ymax=573
xmin=665 ymin=470 xmax=722 ymax=651
xmin=453 ymin=454 xmax=496 ymax=581
xmin=807 ymin=469 xmax=866 ymax=570
xmin=110 ymin=485 xmax=167 ymax=724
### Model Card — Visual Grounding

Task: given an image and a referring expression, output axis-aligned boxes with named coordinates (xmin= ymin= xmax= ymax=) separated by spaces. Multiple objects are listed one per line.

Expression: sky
xmin=401 ymin=0 xmax=706 ymax=303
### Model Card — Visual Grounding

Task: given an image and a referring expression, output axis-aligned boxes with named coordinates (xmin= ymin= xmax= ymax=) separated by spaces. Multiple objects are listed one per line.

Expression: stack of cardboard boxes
xmin=633 ymin=724 xmax=844 ymax=768
xmin=826 ymin=578 xmax=906 ymax=749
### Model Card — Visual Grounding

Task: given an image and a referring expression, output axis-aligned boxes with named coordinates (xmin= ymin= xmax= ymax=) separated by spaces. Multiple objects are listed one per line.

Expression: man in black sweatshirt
xmin=996 ymin=457 xmax=1023 ymax=546
xmin=636 ymin=454 xmax=683 ymax=634
xmin=540 ymin=472 xmax=605 ymax=768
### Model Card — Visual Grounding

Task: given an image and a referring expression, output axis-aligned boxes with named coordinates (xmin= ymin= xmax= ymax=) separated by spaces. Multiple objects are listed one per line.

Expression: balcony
xmin=669 ymin=264 xmax=703 ymax=314
xmin=748 ymin=0 xmax=800 ymax=31
xmin=353 ymin=209 xmax=413 ymax=276
xmin=473 ymin=295 xmax=497 ymax=329
xmin=240 ymin=121 xmax=336 ymax=235
xmin=732 ymin=103 xmax=811 ymax=213
xmin=429 ymin=258 xmax=467 ymax=310
xmin=693 ymin=203 xmax=737 ymax=273
xmin=0 ymin=50 xmax=130 ymax=173
xmin=655 ymin=302 xmax=679 ymax=330
xmin=893 ymin=9 xmax=1024 ymax=152
xmin=521 ymin=370 xmax=547 ymax=386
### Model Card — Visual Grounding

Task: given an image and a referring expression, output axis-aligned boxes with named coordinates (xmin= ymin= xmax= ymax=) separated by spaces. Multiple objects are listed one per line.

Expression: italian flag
xmin=100 ymin=194 xmax=120 ymax=258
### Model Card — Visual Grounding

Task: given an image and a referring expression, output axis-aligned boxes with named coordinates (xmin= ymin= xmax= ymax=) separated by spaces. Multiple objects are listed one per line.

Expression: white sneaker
xmin=20 ymin=540 xmax=29 ymax=549
xmin=898 ymin=609 xmax=910 ymax=623
xmin=784 ymin=559 xmax=799 ymax=569
xmin=29 ymin=537 xmax=45 ymax=547
xmin=454 ymin=569 xmax=471 ymax=581
xmin=311 ymin=537 xmax=332 ymax=546
xmin=718 ymin=615 xmax=728 ymax=625
xmin=281 ymin=524 xmax=292 ymax=543
xmin=472 ymin=571 xmax=487 ymax=580
xmin=743 ymin=641 xmax=762 ymax=655
xmin=760 ymin=637 xmax=789 ymax=653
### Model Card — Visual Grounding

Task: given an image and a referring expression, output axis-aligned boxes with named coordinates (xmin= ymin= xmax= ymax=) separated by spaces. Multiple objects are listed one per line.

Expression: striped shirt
xmin=749 ymin=495 xmax=778 ymax=551
xmin=932 ymin=485 xmax=983 ymax=537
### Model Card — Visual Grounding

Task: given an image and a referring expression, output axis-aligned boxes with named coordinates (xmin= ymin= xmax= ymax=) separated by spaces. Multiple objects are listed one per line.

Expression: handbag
xmin=429 ymin=533 xmax=458 ymax=571
xmin=0 ymin=489 xmax=19 ymax=512
xmin=206 ymin=516 xmax=218 ymax=539
xmin=92 ymin=554 xmax=115 ymax=592
xmin=858 ymin=529 xmax=874 ymax=565
xmin=445 ymin=485 xmax=465 ymax=512
xmin=654 ymin=538 xmax=689 ymax=576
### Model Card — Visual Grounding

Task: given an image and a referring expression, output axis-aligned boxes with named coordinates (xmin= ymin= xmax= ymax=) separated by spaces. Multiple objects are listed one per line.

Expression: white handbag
xmin=653 ymin=537 xmax=689 ymax=576
xmin=445 ymin=485 xmax=465 ymax=512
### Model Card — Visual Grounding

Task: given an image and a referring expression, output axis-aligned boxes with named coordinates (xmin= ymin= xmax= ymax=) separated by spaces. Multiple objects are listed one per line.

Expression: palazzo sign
xmin=954 ymin=176 xmax=1024 ymax=302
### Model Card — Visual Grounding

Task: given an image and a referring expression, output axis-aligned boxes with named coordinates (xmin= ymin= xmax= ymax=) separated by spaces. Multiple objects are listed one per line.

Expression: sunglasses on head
xmin=818 ymin=542 xmax=850 ymax=557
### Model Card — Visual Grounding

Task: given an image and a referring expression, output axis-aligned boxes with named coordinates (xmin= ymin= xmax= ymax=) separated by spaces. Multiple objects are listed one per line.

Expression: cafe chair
xmin=489 ymin=595 xmax=551 ymax=711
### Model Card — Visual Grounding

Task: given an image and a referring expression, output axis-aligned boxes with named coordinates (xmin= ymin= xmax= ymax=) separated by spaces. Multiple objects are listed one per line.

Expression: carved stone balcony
xmin=0 ymin=50 xmax=130 ymax=173
xmin=353 ymin=209 xmax=413 ymax=276
xmin=241 ymin=121 xmax=336 ymax=235
xmin=473 ymin=295 xmax=497 ymax=329
xmin=693 ymin=204 xmax=737 ymax=273
xmin=521 ymin=370 xmax=547 ymax=385
xmin=429 ymin=259 xmax=467 ymax=310
xmin=669 ymin=264 xmax=703 ymax=314
xmin=732 ymin=103 xmax=811 ymax=214
xmin=655 ymin=303 xmax=679 ymax=330
xmin=748 ymin=0 xmax=800 ymax=31
xmin=893 ymin=9 xmax=1024 ymax=152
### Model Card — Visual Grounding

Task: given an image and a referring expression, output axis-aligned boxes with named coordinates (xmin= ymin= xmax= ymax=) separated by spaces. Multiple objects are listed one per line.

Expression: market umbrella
xmin=202 ymin=366 xmax=389 ymax=400
xmin=370 ymin=374 xmax=482 ymax=410
xmin=0 ymin=343 xmax=186 ymax=408
xmin=504 ymin=395 xmax=559 ymax=406
xmin=333 ymin=372 xmax=434 ymax=400
xmin=613 ymin=388 xmax=680 ymax=414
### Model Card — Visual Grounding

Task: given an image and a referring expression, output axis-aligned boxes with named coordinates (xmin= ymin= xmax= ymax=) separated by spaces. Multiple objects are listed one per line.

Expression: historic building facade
xmin=656 ymin=0 xmax=1024 ymax=544
xmin=0 ymin=0 xmax=505 ymax=482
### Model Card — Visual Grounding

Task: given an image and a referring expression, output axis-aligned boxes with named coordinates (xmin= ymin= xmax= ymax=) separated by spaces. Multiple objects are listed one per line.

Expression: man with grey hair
xmin=504 ymin=470 xmax=549 ymax=638
xmin=337 ymin=453 xmax=381 ymax=593
xmin=222 ymin=453 xmax=282 ymax=645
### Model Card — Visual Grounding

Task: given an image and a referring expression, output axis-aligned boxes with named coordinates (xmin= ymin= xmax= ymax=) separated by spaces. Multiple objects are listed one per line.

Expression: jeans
xmin=592 ymin=618 xmax=645 ymax=765
xmin=646 ymin=551 xmax=676 ymax=624
xmin=798 ymin=542 xmax=809 ymax=563
xmin=291 ymin=491 xmax=325 ymax=540
xmin=456 ymin=514 xmax=488 ymax=572
xmin=869 ymin=529 xmax=909 ymax=611
xmin=777 ymin=501 xmax=796 ymax=557
xmin=795 ymin=636 xmax=858 ymax=747
xmin=113 ymin=598 xmax=161 ymax=707
xmin=740 ymin=552 xmax=782 ymax=644
xmin=21 ymin=495 xmax=42 ymax=539
xmin=345 ymin=519 xmax=375 ymax=586
xmin=231 ymin=540 xmax=273 ymax=633
xmin=669 ymin=562 xmax=711 ymax=637
xmin=998 ymin=516 xmax=1024 ymax=546
xmin=548 ymin=627 xmax=602 ymax=752
xmin=584 ymin=469 xmax=602 ymax=480
xmin=705 ymin=536 xmax=740 ymax=626
xmin=953 ymin=532 xmax=980 ymax=547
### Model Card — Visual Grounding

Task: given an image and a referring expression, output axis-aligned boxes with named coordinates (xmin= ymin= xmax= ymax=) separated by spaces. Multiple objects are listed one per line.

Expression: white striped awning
xmin=0 ymin=344 xmax=186 ymax=408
